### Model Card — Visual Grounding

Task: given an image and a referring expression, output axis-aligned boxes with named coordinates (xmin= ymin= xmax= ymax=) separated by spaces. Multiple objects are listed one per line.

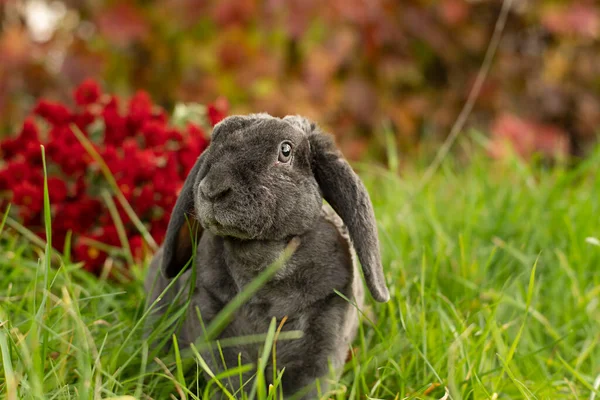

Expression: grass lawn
xmin=1 ymin=144 xmax=599 ymax=399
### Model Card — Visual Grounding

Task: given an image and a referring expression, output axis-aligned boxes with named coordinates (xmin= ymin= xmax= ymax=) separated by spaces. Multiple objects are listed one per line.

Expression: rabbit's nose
xmin=199 ymin=178 xmax=231 ymax=201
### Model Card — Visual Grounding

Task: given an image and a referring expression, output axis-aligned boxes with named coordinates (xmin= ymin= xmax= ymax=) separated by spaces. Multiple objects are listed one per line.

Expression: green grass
xmin=1 ymin=143 xmax=599 ymax=399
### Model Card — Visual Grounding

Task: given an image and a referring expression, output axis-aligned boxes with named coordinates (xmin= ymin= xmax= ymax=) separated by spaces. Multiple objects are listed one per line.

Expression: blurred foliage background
xmin=1 ymin=0 xmax=599 ymax=161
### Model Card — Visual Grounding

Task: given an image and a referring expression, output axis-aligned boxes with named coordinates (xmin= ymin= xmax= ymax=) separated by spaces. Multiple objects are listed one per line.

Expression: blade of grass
xmin=420 ymin=253 xmax=427 ymax=379
xmin=63 ymin=230 xmax=73 ymax=265
xmin=172 ymin=334 xmax=188 ymax=398
xmin=272 ymin=316 xmax=288 ymax=393
xmin=496 ymin=354 xmax=536 ymax=399
xmin=383 ymin=120 xmax=399 ymax=173
xmin=248 ymin=317 xmax=278 ymax=400
xmin=0 ymin=204 xmax=10 ymax=235
xmin=505 ymin=258 xmax=538 ymax=370
xmin=189 ymin=344 xmax=236 ymax=400
xmin=33 ymin=145 xmax=53 ymax=386
xmin=134 ymin=342 xmax=149 ymax=399
xmin=558 ymin=355 xmax=600 ymax=396
xmin=101 ymin=190 xmax=134 ymax=265
xmin=77 ymin=236 xmax=124 ymax=256
xmin=591 ymin=374 xmax=600 ymax=400
xmin=153 ymin=356 xmax=188 ymax=399
xmin=5 ymin=216 xmax=52 ymax=249
xmin=0 ymin=329 xmax=17 ymax=400
xmin=448 ymin=324 xmax=476 ymax=399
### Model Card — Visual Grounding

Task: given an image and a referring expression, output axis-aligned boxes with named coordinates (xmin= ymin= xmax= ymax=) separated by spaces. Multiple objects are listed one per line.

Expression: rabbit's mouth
xmin=202 ymin=215 xmax=254 ymax=240
xmin=206 ymin=221 xmax=253 ymax=239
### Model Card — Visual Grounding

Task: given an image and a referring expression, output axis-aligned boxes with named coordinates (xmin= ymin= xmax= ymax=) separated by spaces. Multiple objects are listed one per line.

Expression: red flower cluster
xmin=0 ymin=79 xmax=228 ymax=274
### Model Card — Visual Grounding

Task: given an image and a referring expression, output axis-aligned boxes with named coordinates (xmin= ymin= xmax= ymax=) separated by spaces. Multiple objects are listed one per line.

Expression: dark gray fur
xmin=144 ymin=113 xmax=389 ymax=399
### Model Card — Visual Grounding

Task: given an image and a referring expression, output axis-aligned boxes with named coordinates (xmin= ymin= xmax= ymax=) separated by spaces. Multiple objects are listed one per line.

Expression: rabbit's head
xmin=161 ymin=113 xmax=390 ymax=302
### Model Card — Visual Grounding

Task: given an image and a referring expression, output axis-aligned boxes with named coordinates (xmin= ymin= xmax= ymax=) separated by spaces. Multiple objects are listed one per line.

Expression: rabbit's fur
xmin=144 ymin=114 xmax=389 ymax=399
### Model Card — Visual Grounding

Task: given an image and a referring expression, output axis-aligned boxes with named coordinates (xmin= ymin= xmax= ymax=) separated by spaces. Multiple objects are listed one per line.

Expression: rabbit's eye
xmin=278 ymin=141 xmax=292 ymax=163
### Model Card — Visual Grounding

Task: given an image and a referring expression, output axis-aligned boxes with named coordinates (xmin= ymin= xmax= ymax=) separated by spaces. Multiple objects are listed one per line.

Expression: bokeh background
xmin=1 ymin=0 xmax=599 ymax=161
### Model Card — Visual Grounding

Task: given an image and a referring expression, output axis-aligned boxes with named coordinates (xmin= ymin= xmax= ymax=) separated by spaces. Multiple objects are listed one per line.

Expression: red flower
xmin=154 ymin=177 xmax=180 ymax=210
xmin=129 ymin=235 xmax=145 ymax=261
xmin=34 ymin=100 xmax=71 ymax=126
xmin=187 ymin=123 xmax=208 ymax=144
xmin=93 ymin=224 xmax=122 ymax=247
xmin=128 ymin=90 xmax=153 ymax=131
xmin=23 ymin=141 xmax=44 ymax=166
xmin=38 ymin=230 xmax=68 ymax=253
xmin=74 ymin=79 xmax=102 ymax=106
xmin=102 ymin=96 xmax=128 ymax=146
xmin=0 ymin=161 xmax=42 ymax=188
xmin=135 ymin=150 xmax=159 ymax=182
xmin=54 ymin=197 xmax=102 ymax=235
xmin=13 ymin=181 xmax=43 ymax=220
xmin=0 ymin=81 xmax=223 ymax=277
xmin=141 ymin=120 xmax=169 ymax=147
xmin=0 ymin=120 xmax=42 ymax=166
xmin=207 ymin=97 xmax=229 ymax=126
xmin=150 ymin=109 xmax=168 ymax=125
xmin=73 ymin=175 xmax=88 ymax=198
xmin=161 ymin=151 xmax=182 ymax=177
xmin=132 ymin=183 xmax=155 ymax=216
xmin=0 ymin=137 xmax=20 ymax=161
xmin=95 ymin=198 xmax=133 ymax=229
xmin=0 ymin=118 xmax=40 ymax=160
xmin=100 ymin=145 xmax=126 ymax=177
xmin=150 ymin=224 xmax=167 ymax=244
xmin=51 ymin=145 xmax=88 ymax=176
xmin=121 ymin=139 xmax=159 ymax=182
xmin=116 ymin=175 xmax=136 ymax=203
xmin=72 ymin=109 xmax=96 ymax=131
xmin=178 ymin=150 xmax=199 ymax=178
xmin=0 ymin=170 xmax=9 ymax=192
xmin=47 ymin=177 xmax=68 ymax=204
xmin=77 ymin=197 xmax=103 ymax=231
xmin=21 ymin=118 xmax=39 ymax=140
xmin=74 ymin=240 xmax=107 ymax=274
xmin=165 ymin=128 xmax=183 ymax=142
xmin=44 ymin=126 xmax=90 ymax=176
xmin=52 ymin=203 xmax=77 ymax=235
xmin=48 ymin=125 xmax=71 ymax=142
xmin=178 ymin=127 xmax=209 ymax=177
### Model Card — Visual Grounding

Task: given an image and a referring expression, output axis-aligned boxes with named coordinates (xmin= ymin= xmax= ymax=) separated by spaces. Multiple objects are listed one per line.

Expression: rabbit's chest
xmin=193 ymin=260 xmax=347 ymax=339
xmin=192 ymin=227 xmax=355 ymax=335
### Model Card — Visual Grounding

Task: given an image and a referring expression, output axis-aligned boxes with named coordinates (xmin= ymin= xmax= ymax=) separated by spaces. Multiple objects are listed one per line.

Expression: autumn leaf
xmin=95 ymin=2 xmax=151 ymax=48
xmin=541 ymin=3 xmax=600 ymax=40
xmin=438 ymin=0 xmax=470 ymax=27
xmin=0 ymin=26 xmax=33 ymax=69
xmin=489 ymin=114 xmax=570 ymax=160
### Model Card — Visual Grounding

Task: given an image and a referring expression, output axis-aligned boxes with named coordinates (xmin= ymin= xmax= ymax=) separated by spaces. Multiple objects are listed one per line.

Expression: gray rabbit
xmin=144 ymin=113 xmax=389 ymax=399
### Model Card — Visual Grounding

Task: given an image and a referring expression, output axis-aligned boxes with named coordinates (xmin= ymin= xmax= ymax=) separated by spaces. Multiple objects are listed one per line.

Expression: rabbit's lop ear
xmin=300 ymin=120 xmax=390 ymax=303
xmin=161 ymin=154 xmax=205 ymax=278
